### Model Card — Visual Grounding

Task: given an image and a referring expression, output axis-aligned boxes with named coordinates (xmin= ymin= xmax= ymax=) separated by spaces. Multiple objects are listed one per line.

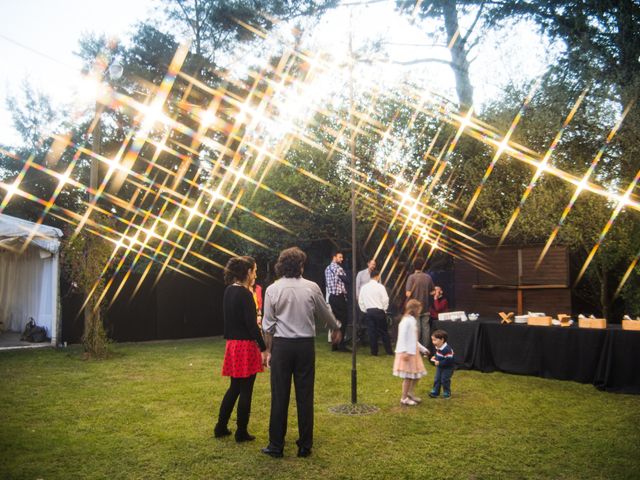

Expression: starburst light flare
xmin=1 ymin=10 xmax=638 ymax=315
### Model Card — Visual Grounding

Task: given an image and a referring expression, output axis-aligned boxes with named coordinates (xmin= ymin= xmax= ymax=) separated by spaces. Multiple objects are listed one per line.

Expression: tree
xmin=471 ymin=0 xmax=640 ymax=179
xmin=450 ymin=78 xmax=640 ymax=320
xmin=481 ymin=1 xmax=639 ymax=105
xmin=396 ymin=0 xmax=485 ymax=108
xmin=0 ymin=83 xmax=85 ymax=225
xmin=461 ymin=0 xmax=640 ymax=318
xmin=61 ymin=216 xmax=115 ymax=357
xmin=6 ymin=82 xmax=60 ymax=152
xmin=157 ymin=0 xmax=339 ymax=67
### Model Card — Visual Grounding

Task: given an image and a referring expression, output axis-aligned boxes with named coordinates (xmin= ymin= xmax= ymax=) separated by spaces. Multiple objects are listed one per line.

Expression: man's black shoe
xmin=213 ymin=425 xmax=232 ymax=438
xmin=235 ymin=431 xmax=256 ymax=442
xmin=261 ymin=446 xmax=284 ymax=458
xmin=297 ymin=447 xmax=312 ymax=458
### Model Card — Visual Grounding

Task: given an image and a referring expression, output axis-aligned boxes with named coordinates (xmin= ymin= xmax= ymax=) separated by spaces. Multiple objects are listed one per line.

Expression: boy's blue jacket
xmin=434 ymin=344 xmax=455 ymax=368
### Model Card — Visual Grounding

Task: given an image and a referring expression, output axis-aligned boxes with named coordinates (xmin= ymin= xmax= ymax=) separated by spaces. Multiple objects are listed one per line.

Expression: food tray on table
xmin=578 ymin=317 xmax=607 ymax=329
xmin=527 ymin=316 xmax=553 ymax=327
xmin=621 ymin=319 xmax=640 ymax=331
xmin=438 ymin=311 xmax=468 ymax=322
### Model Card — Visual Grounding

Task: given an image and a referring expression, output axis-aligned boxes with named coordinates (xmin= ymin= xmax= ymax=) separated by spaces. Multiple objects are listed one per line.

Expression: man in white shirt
xmin=358 ymin=270 xmax=393 ymax=356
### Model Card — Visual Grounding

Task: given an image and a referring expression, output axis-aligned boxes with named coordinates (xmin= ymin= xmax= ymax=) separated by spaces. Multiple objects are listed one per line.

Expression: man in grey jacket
xmin=261 ymin=247 xmax=342 ymax=459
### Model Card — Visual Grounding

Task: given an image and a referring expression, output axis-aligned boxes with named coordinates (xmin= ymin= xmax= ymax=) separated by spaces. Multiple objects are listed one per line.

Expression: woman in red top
xmin=214 ymin=256 xmax=267 ymax=442
xmin=429 ymin=286 xmax=449 ymax=322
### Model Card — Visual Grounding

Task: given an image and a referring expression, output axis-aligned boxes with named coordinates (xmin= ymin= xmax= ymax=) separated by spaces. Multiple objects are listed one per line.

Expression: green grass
xmin=1 ymin=337 xmax=639 ymax=480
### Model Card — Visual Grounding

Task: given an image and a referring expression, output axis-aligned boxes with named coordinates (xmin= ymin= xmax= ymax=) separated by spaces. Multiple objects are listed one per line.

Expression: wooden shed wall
xmin=454 ymin=245 xmax=571 ymax=318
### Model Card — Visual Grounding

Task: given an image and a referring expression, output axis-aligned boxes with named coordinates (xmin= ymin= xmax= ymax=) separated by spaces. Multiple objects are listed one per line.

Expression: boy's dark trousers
xmin=432 ymin=366 xmax=454 ymax=395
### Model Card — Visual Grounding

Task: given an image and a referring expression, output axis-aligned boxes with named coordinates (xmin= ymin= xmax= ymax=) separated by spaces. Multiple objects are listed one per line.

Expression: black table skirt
xmin=432 ymin=320 xmax=480 ymax=369
xmin=474 ymin=322 xmax=606 ymax=383
xmin=593 ymin=328 xmax=640 ymax=393
xmin=431 ymin=320 xmax=640 ymax=394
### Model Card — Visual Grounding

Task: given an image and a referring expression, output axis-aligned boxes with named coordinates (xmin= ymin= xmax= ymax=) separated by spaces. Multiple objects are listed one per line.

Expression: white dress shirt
xmin=358 ymin=279 xmax=389 ymax=313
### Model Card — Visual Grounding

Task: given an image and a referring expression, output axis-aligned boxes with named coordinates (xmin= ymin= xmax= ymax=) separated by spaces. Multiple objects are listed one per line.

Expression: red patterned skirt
xmin=221 ymin=340 xmax=263 ymax=378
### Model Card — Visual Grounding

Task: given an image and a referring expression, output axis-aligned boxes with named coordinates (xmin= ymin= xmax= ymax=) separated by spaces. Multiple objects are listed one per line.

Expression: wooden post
xmin=517 ymin=288 xmax=523 ymax=316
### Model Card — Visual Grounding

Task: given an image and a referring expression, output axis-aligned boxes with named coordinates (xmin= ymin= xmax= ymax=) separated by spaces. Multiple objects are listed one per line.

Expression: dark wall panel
xmin=106 ymin=272 xmax=158 ymax=342
xmin=62 ymin=272 xmax=225 ymax=343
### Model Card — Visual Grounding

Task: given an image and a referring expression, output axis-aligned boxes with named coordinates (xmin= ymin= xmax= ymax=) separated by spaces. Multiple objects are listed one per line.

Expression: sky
xmin=0 ymin=0 xmax=155 ymax=145
xmin=0 ymin=0 xmax=553 ymax=147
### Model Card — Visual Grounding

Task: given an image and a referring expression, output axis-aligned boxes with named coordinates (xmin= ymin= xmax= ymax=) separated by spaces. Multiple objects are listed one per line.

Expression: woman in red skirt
xmin=215 ymin=256 xmax=267 ymax=442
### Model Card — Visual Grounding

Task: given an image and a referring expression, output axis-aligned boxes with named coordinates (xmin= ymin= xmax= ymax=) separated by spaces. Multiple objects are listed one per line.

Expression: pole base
xmin=328 ymin=403 xmax=379 ymax=415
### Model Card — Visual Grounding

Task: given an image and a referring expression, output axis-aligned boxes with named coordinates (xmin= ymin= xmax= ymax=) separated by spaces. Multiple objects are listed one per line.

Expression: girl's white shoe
xmin=408 ymin=394 xmax=422 ymax=403
xmin=400 ymin=397 xmax=417 ymax=406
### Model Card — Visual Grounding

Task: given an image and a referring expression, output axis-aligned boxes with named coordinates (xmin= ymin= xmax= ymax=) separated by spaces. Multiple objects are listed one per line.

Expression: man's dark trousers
xmin=365 ymin=308 xmax=393 ymax=355
xmin=329 ymin=293 xmax=349 ymax=347
xmin=268 ymin=337 xmax=315 ymax=451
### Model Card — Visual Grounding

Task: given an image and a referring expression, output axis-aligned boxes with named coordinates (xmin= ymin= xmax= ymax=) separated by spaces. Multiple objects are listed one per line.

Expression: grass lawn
xmin=1 ymin=336 xmax=639 ymax=480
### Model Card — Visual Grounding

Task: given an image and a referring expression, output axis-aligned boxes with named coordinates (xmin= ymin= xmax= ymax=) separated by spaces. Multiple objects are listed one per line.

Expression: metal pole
xmin=349 ymin=11 xmax=358 ymax=405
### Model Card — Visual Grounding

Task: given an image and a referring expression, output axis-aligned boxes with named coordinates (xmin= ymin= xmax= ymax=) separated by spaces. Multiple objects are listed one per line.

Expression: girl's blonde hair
xmin=404 ymin=299 xmax=423 ymax=318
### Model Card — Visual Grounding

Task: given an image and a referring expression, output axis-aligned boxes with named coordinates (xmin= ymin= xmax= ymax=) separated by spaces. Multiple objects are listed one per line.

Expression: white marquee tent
xmin=0 ymin=213 xmax=63 ymax=345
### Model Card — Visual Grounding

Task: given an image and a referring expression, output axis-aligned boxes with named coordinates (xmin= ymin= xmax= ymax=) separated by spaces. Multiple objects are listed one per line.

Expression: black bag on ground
xmin=20 ymin=318 xmax=48 ymax=343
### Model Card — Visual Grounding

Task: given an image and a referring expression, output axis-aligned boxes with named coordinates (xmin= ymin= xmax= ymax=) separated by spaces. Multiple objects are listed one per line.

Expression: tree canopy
xmin=1 ymin=0 xmax=638 ymax=320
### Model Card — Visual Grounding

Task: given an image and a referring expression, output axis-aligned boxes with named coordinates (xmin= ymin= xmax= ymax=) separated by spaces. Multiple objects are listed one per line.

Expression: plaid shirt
xmin=325 ymin=261 xmax=347 ymax=296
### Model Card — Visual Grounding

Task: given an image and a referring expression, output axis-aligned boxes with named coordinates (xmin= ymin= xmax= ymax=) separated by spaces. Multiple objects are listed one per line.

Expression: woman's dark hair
xmin=223 ymin=256 xmax=255 ymax=285
xmin=275 ymin=247 xmax=306 ymax=278
xmin=431 ymin=329 xmax=448 ymax=342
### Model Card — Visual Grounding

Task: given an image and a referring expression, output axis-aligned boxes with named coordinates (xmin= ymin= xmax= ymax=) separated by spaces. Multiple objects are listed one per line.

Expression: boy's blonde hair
xmin=404 ymin=299 xmax=423 ymax=318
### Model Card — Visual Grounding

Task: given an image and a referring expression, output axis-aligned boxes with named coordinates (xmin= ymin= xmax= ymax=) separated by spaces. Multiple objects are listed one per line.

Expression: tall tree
xmin=157 ymin=0 xmax=339 ymax=67
xmin=480 ymin=0 xmax=640 ymax=106
xmin=6 ymin=82 xmax=60 ymax=152
xmin=396 ymin=0 xmax=484 ymax=109
xmin=1 ymin=83 xmax=80 ymax=223
xmin=470 ymin=0 xmax=640 ymax=177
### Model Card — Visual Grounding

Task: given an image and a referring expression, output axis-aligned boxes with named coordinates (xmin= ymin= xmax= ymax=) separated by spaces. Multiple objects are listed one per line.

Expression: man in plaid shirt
xmin=325 ymin=251 xmax=349 ymax=351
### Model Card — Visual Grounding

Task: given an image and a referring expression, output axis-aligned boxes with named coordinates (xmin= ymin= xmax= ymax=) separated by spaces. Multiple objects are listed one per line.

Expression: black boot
xmin=235 ymin=375 xmax=257 ymax=443
xmin=215 ymin=384 xmax=237 ymax=438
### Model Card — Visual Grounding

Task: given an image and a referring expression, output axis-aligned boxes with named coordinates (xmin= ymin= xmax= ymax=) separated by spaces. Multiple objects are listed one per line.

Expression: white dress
xmin=393 ymin=315 xmax=427 ymax=379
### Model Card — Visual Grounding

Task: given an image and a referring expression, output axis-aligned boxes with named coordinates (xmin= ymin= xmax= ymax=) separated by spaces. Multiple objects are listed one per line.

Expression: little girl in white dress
xmin=393 ymin=299 xmax=428 ymax=406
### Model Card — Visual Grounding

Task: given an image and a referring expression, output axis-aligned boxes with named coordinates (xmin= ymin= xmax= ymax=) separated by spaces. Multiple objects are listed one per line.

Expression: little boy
xmin=429 ymin=329 xmax=455 ymax=398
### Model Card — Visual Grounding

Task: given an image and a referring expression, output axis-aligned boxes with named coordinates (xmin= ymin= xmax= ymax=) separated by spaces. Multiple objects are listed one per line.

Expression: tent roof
xmin=0 ymin=214 xmax=63 ymax=254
